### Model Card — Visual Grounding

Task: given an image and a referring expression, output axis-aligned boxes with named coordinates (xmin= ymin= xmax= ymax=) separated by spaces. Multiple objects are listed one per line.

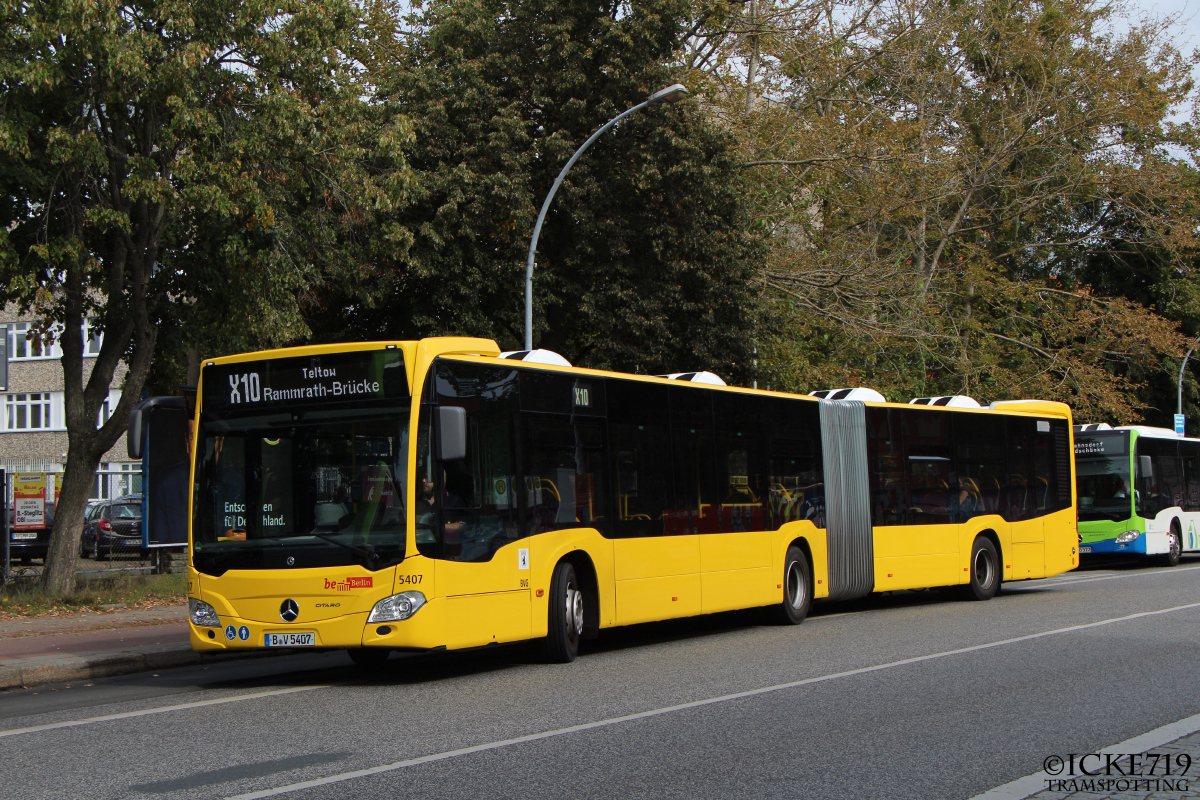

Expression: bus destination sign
xmin=202 ymin=350 xmax=407 ymax=411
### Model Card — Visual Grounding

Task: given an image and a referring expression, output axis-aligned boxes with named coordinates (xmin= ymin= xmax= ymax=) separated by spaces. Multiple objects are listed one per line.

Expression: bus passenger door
xmin=703 ymin=391 xmax=773 ymax=613
xmin=610 ymin=385 xmax=707 ymax=624
xmin=1006 ymin=419 xmax=1044 ymax=579
xmin=425 ymin=361 xmax=530 ymax=649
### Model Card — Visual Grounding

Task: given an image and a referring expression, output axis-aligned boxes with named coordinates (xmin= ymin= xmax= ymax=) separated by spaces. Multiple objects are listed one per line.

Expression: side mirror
xmin=128 ymin=407 xmax=145 ymax=459
xmin=437 ymin=406 xmax=467 ymax=461
xmin=1139 ymin=455 xmax=1154 ymax=481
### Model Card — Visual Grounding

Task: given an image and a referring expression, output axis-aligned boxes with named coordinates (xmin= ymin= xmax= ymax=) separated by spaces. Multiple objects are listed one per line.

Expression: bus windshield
xmin=192 ymin=403 xmax=410 ymax=575
xmin=1075 ymin=432 xmax=1133 ymax=522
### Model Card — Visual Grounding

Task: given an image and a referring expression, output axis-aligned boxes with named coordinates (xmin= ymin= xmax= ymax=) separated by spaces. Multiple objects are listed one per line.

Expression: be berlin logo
xmin=1040 ymin=752 xmax=1191 ymax=793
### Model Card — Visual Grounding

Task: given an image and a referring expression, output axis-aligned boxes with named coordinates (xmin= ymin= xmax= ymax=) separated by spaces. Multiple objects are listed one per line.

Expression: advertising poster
xmin=14 ymin=473 xmax=46 ymax=530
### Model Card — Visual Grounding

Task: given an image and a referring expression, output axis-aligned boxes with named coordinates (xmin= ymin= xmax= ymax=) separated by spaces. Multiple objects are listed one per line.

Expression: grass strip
xmin=0 ymin=572 xmax=187 ymax=618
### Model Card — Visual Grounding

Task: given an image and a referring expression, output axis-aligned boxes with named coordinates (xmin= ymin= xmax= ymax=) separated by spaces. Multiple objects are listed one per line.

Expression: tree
xmin=686 ymin=0 xmax=1198 ymax=416
xmin=0 ymin=0 xmax=405 ymax=595
xmin=306 ymin=0 xmax=766 ymax=381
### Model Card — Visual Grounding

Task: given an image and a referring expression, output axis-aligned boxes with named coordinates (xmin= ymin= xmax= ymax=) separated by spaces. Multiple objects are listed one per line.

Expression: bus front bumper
xmin=1079 ymin=531 xmax=1170 ymax=557
xmin=188 ymin=603 xmax=448 ymax=652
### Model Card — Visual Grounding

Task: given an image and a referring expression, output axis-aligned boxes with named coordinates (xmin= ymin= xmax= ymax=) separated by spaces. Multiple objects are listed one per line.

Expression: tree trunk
xmin=38 ymin=449 xmax=101 ymax=595
xmin=187 ymin=346 xmax=201 ymax=386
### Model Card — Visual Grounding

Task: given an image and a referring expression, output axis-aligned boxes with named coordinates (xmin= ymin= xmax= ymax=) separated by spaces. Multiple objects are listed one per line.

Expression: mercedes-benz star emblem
xmin=279 ymin=599 xmax=300 ymax=622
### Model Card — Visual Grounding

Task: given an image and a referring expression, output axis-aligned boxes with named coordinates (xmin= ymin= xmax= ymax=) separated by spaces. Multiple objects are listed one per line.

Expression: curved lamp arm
xmin=524 ymin=84 xmax=688 ymax=351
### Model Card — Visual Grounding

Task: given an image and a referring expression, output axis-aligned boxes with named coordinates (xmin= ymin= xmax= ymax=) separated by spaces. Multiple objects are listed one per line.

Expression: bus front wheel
xmin=772 ymin=546 xmax=812 ymax=625
xmin=963 ymin=537 xmax=1000 ymax=601
xmin=543 ymin=561 xmax=583 ymax=663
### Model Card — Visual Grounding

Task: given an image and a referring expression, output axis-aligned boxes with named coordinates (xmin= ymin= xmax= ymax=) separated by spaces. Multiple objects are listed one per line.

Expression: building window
xmin=6 ymin=393 xmax=53 ymax=430
xmin=85 ymin=321 xmax=102 ymax=355
xmin=8 ymin=323 xmax=60 ymax=360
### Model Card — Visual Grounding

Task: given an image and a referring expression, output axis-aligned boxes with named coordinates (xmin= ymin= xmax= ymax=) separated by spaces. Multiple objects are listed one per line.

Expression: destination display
xmin=201 ymin=349 xmax=407 ymax=412
xmin=1075 ymin=434 xmax=1126 ymax=457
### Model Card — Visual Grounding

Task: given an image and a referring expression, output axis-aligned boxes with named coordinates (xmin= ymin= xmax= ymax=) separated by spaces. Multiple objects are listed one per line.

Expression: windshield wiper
xmin=310 ymin=533 xmax=381 ymax=569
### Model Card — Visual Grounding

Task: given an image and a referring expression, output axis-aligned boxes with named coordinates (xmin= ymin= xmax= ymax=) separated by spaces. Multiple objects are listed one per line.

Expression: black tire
xmin=347 ymin=648 xmax=390 ymax=668
xmin=771 ymin=546 xmax=812 ymax=624
xmin=1162 ymin=522 xmax=1182 ymax=567
xmin=543 ymin=561 xmax=583 ymax=663
xmin=964 ymin=536 xmax=1001 ymax=601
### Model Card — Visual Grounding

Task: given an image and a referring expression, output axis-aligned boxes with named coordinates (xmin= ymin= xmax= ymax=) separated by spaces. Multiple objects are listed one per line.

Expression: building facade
xmin=0 ymin=309 xmax=139 ymax=501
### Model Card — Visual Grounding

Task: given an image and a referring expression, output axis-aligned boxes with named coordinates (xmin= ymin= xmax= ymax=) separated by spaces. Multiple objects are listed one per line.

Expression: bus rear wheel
xmin=963 ymin=537 xmax=1000 ymax=601
xmin=771 ymin=546 xmax=812 ymax=625
xmin=1162 ymin=523 xmax=1182 ymax=567
xmin=543 ymin=561 xmax=582 ymax=663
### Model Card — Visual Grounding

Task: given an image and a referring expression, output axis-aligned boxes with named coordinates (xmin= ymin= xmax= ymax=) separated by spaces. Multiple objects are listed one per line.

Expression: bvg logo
xmin=323 ymin=576 xmax=373 ymax=591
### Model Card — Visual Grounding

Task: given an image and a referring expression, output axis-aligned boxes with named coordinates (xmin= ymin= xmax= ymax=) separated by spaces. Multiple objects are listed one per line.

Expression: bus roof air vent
xmin=1075 ymin=423 xmax=1113 ymax=432
xmin=498 ymin=349 xmax=572 ymax=367
xmin=658 ymin=371 xmax=728 ymax=386
xmin=809 ymin=387 xmax=886 ymax=402
xmin=910 ymin=395 xmax=982 ymax=408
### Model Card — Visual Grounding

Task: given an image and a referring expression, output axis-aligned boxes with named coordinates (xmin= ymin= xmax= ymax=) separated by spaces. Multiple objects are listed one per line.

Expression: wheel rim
xmin=974 ymin=547 xmax=994 ymax=588
xmin=566 ymin=583 xmax=583 ymax=639
xmin=785 ymin=561 xmax=806 ymax=610
xmin=1171 ymin=531 xmax=1181 ymax=557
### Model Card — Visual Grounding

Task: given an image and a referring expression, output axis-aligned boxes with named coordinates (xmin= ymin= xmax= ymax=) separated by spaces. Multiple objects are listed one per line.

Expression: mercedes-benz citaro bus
xmin=150 ymin=337 xmax=1078 ymax=665
xmin=1075 ymin=423 xmax=1200 ymax=565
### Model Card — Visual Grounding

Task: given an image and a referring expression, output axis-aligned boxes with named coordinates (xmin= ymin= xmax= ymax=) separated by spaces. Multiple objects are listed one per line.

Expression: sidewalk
xmin=0 ymin=605 xmax=263 ymax=690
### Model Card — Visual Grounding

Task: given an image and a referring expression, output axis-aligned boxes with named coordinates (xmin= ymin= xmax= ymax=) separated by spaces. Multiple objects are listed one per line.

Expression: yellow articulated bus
xmin=164 ymin=337 xmax=1078 ymax=664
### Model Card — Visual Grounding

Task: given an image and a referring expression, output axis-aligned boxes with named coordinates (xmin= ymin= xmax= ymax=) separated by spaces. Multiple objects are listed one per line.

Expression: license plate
xmin=1079 ymin=546 xmax=1092 ymax=553
xmin=265 ymin=632 xmax=315 ymax=647
xmin=11 ymin=533 xmax=36 ymax=540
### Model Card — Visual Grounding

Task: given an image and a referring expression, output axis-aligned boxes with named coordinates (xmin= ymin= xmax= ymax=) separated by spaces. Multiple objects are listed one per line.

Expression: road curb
xmin=0 ymin=643 xmax=276 ymax=690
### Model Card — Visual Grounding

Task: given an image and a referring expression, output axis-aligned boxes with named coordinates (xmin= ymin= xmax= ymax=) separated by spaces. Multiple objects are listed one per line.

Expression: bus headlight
xmin=368 ymin=591 xmax=427 ymax=623
xmin=1116 ymin=530 xmax=1142 ymax=544
xmin=189 ymin=598 xmax=221 ymax=627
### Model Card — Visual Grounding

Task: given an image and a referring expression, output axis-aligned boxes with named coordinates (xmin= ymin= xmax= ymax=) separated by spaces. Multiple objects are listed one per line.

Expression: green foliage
xmin=0 ymin=0 xmax=405 ymax=594
xmin=308 ymin=0 xmax=765 ymax=382
xmin=693 ymin=0 xmax=1199 ymax=419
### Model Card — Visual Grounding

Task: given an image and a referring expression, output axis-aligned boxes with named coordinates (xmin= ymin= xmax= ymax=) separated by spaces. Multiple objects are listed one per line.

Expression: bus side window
xmin=765 ymin=395 xmax=824 ymax=531
xmin=902 ymin=408 xmax=952 ymax=525
xmin=952 ymin=413 xmax=1006 ymax=521
xmin=523 ymin=419 xmax=606 ymax=536
xmin=713 ymin=391 xmax=766 ymax=532
xmin=1030 ymin=419 xmax=1072 ymax=514
xmin=866 ymin=406 xmax=907 ymax=526
xmin=608 ymin=379 xmax=671 ymax=538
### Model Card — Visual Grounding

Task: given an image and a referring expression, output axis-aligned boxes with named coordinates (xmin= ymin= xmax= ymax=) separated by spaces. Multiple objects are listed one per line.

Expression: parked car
xmin=6 ymin=505 xmax=54 ymax=564
xmin=81 ymin=496 xmax=144 ymax=559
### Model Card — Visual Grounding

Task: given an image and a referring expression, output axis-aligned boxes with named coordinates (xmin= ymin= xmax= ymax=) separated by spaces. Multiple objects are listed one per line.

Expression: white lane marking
xmin=1015 ymin=563 xmax=1200 ymax=589
xmin=970 ymin=710 xmax=1200 ymax=800
xmin=227 ymin=601 xmax=1200 ymax=799
xmin=0 ymin=685 xmax=327 ymax=739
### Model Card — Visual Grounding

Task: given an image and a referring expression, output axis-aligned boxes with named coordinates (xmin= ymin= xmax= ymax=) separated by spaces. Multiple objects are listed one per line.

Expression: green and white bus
xmin=1074 ymin=424 xmax=1200 ymax=565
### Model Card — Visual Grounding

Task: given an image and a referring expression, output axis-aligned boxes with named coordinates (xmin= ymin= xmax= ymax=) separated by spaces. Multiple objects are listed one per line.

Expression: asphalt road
xmin=3 ymin=558 xmax=1200 ymax=800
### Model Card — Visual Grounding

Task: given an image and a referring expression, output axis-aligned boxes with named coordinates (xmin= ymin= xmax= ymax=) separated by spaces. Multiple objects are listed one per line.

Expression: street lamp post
xmin=1179 ymin=335 xmax=1200 ymax=423
xmin=523 ymin=84 xmax=689 ymax=351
